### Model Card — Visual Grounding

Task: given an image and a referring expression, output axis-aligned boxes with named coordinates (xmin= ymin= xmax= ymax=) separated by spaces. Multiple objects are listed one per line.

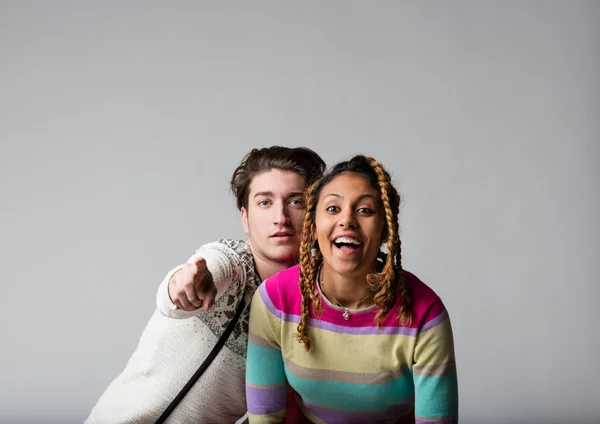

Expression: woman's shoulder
xmin=256 ymin=264 xmax=302 ymax=312
xmin=401 ymin=269 xmax=449 ymax=327
xmin=402 ymin=270 xmax=441 ymax=303
xmin=269 ymin=263 xmax=301 ymax=284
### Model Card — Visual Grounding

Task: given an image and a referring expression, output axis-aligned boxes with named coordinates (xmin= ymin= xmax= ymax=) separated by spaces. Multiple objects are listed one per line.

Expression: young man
xmin=86 ymin=146 xmax=325 ymax=424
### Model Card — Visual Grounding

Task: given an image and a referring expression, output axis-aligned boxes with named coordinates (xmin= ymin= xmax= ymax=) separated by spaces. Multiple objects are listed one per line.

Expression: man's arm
xmin=157 ymin=240 xmax=248 ymax=319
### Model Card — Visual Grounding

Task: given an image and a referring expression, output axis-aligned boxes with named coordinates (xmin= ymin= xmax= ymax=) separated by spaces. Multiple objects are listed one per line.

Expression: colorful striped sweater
xmin=246 ymin=265 xmax=458 ymax=424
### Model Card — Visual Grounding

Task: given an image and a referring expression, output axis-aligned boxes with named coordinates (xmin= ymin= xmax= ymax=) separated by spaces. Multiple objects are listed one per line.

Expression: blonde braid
xmin=365 ymin=157 xmax=412 ymax=328
xmin=296 ymin=182 xmax=322 ymax=350
xmin=395 ymin=235 xmax=412 ymax=326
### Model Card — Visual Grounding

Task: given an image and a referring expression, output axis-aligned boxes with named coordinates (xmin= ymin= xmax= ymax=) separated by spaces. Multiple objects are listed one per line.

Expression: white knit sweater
xmin=86 ymin=240 xmax=259 ymax=424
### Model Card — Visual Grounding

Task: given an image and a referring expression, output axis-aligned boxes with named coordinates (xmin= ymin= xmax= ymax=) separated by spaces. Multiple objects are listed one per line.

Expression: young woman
xmin=246 ymin=155 xmax=458 ymax=423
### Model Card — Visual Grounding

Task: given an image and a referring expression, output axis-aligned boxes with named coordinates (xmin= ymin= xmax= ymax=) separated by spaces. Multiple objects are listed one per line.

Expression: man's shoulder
xmin=197 ymin=239 xmax=252 ymax=260
xmin=212 ymin=238 xmax=250 ymax=252
xmin=194 ymin=239 xmax=256 ymax=282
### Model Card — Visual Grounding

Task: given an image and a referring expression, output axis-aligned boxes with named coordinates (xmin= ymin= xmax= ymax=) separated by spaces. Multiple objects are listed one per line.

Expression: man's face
xmin=241 ymin=169 xmax=307 ymax=265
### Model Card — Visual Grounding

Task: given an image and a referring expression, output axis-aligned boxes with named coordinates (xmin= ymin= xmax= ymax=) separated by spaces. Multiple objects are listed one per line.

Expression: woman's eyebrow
xmin=323 ymin=193 xmax=377 ymax=201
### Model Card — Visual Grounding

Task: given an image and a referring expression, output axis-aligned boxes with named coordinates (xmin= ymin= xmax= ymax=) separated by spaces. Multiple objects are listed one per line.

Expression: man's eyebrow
xmin=253 ymin=191 xmax=273 ymax=198
xmin=254 ymin=191 xmax=305 ymax=198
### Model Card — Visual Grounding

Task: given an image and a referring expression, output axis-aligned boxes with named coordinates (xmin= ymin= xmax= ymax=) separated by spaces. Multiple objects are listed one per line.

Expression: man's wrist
xmin=167 ymin=269 xmax=182 ymax=303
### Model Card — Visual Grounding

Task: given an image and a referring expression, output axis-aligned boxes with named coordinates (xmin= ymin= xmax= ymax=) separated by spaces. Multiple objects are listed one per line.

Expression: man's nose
xmin=273 ymin=203 xmax=290 ymax=225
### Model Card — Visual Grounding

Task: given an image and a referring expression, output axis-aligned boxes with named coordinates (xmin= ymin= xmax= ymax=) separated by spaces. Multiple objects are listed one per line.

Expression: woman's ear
xmin=311 ymin=226 xmax=319 ymax=251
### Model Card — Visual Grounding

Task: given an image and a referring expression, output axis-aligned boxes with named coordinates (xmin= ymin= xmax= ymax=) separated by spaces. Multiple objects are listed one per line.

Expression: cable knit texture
xmin=86 ymin=240 xmax=259 ymax=424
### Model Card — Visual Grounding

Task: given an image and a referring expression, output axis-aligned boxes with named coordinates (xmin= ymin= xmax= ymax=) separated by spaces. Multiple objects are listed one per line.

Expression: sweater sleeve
xmin=156 ymin=240 xmax=247 ymax=319
xmin=246 ymin=281 xmax=287 ymax=423
xmin=412 ymin=299 xmax=459 ymax=423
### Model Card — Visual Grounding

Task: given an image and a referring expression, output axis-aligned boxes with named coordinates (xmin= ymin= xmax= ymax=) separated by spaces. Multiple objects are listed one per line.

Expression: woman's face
xmin=315 ymin=172 xmax=385 ymax=280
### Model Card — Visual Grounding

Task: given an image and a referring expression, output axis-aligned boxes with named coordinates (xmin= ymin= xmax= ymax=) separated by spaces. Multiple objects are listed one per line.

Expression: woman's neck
xmin=319 ymin=263 xmax=375 ymax=310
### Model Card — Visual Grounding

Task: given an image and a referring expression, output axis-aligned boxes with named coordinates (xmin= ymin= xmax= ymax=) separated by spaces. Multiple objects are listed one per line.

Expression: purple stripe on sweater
xmin=304 ymin=400 xmax=413 ymax=423
xmin=259 ymin=285 xmax=419 ymax=336
xmin=258 ymin=283 xmax=283 ymax=318
xmin=246 ymin=384 xmax=287 ymax=415
xmin=306 ymin=316 xmax=419 ymax=336
xmin=419 ymin=310 xmax=449 ymax=333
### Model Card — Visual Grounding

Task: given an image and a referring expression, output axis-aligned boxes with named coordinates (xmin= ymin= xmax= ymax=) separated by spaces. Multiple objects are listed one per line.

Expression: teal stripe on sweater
xmin=246 ymin=341 xmax=285 ymax=386
xmin=285 ymin=365 xmax=414 ymax=412
xmin=413 ymin=372 xmax=459 ymax=417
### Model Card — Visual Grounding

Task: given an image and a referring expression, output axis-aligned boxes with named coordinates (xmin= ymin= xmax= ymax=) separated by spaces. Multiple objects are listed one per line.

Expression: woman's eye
xmin=325 ymin=206 xmax=339 ymax=213
xmin=358 ymin=207 xmax=374 ymax=214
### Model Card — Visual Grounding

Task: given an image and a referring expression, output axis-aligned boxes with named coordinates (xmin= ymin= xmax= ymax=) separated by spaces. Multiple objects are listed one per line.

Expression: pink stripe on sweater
xmin=263 ymin=265 xmax=447 ymax=331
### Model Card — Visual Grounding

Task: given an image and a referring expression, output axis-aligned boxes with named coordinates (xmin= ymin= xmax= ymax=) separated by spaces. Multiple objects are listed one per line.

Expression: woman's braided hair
xmin=296 ymin=155 xmax=412 ymax=351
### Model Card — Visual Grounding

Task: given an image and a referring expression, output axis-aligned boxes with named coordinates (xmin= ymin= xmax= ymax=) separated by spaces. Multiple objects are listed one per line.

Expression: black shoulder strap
xmin=155 ymin=296 xmax=247 ymax=424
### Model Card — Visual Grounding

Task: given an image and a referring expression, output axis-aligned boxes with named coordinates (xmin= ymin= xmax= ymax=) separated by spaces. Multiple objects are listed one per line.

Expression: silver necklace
xmin=319 ymin=268 xmax=374 ymax=320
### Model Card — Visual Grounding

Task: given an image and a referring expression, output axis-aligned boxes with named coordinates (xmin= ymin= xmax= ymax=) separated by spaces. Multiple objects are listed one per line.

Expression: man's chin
xmin=268 ymin=246 xmax=299 ymax=264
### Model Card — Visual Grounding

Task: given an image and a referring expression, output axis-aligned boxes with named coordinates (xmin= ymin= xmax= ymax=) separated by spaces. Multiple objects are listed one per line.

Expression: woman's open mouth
xmin=333 ymin=236 xmax=362 ymax=254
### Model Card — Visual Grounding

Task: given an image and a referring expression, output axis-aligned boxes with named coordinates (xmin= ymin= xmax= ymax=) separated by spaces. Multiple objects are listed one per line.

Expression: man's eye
xmin=289 ymin=199 xmax=304 ymax=207
xmin=258 ymin=200 xmax=271 ymax=207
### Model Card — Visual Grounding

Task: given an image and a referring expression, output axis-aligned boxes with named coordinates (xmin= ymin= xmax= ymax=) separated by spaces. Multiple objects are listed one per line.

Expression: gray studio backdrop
xmin=1 ymin=1 xmax=598 ymax=423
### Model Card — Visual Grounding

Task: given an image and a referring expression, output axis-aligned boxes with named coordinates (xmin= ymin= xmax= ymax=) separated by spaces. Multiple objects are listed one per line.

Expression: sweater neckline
xmin=315 ymin=266 xmax=379 ymax=317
